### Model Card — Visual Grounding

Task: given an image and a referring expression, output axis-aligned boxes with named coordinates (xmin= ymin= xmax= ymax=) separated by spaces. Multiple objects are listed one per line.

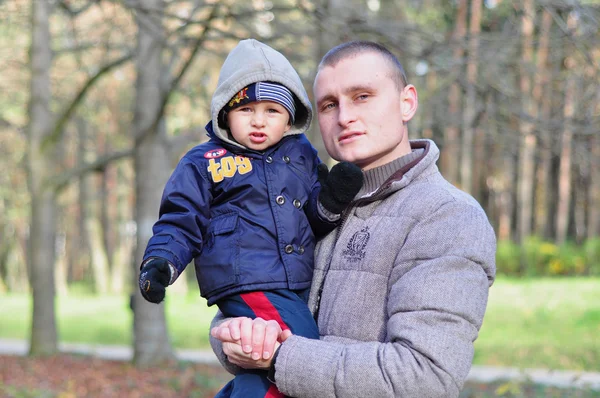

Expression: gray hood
xmin=211 ymin=39 xmax=312 ymax=149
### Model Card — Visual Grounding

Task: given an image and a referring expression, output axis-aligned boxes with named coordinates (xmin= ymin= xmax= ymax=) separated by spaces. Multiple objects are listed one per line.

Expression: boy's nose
xmin=251 ymin=112 xmax=266 ymax=127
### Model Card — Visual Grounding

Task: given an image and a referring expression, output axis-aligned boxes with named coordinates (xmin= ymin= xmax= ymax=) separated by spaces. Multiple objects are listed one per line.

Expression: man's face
xmin=314 ymin=51 xmax=416 ymax=170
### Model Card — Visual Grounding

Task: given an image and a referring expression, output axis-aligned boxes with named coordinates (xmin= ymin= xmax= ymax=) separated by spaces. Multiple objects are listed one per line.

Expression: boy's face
xmin=227 ymin=101 xmax=292 ymax=151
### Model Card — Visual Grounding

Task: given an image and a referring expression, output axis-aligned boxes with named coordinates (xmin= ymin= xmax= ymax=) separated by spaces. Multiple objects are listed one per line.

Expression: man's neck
xmin=355 ymin=148 xmax=424 ymax=198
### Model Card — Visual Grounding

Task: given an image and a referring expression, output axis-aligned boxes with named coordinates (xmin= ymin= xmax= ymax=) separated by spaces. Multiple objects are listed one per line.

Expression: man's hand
xmin=138 ymin=258 xmax=171 ymax=303
xmin=318 ymin=162 xmax=364 ymax=214
xmin=211 ymin=317 xmax=292 ymax=368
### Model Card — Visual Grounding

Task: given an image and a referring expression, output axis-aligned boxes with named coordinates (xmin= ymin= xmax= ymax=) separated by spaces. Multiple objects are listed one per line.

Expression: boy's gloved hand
xmin=317 ymin=161 xmax=364 ymax=214
xmin=139 ymin=258 xmax=171 ymax=304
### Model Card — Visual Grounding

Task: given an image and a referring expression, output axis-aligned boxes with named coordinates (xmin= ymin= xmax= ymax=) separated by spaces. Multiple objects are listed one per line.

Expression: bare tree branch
xmin=41 ymin=52 xmax=133 ymax=151
xmin=45 ymin=147 xmax=134 ymax=193
xmin=0 ymin=116 xmax=23 ymax=132
xmin=544 ymin=4 xmax=597 ymax=67
xmin=57 ymin=0 xmax=98 ymax=16
xmin=135 ymin=3 xmax=220 ymax=144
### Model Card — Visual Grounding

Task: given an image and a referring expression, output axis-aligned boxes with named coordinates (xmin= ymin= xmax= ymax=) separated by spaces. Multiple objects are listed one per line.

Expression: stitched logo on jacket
xmin=342 ymin=226 xmax=370 ymax=262
xmin=207 ymin=155 xmax=253 ymax=182
xmin=204 ymin=148 xmax=227 ymax=159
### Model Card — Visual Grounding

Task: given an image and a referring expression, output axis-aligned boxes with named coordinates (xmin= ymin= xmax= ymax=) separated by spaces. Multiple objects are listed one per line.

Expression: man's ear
xmin=401 ymin=84 xmax=418 ymax=123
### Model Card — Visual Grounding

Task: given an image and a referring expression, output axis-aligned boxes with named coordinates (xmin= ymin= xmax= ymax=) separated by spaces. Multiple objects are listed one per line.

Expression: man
xmin=211 ymin=40 xmax=497 ymax=398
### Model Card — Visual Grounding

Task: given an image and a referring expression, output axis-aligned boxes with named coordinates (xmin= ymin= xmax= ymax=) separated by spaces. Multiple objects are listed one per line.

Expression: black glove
xmin=317 ymin=161 xmax=364 ymax=214
xmin=139 ymin=258 xmax=171 ymax=304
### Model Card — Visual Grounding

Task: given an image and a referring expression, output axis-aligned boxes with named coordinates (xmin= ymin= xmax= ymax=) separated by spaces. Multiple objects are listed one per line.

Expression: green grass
xmin=473 ymin=276 xmax=600 ymax=371
xmin=0 ymin=293 xmax=218 ymax=349
xmin=2 ymin=277 xmax=600 ymax=371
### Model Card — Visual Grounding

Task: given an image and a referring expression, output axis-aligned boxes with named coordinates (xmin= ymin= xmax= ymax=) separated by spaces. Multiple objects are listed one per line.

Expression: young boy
xmin=138 ymin=39 xmax=363 ymax=397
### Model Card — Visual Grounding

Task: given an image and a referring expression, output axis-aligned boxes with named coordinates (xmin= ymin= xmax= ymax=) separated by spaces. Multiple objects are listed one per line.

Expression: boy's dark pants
xmin=214 ymin=289 xmax=318 ymax=398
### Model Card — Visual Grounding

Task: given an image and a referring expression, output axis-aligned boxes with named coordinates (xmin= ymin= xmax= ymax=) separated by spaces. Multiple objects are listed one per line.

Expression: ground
xmin=0 ymin=354 xmax=232 ymax=398
xmin=1 ymin=354 xmax=598 ymax=397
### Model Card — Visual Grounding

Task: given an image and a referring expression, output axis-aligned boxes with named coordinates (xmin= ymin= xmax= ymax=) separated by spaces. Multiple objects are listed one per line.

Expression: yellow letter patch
xmin=207 ymin=156 xmax=253 ymax=183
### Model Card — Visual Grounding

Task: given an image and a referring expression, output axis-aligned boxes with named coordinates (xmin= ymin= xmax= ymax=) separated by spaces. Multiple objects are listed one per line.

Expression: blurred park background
xmin=1 ymin=0 xmax=599 ymax=395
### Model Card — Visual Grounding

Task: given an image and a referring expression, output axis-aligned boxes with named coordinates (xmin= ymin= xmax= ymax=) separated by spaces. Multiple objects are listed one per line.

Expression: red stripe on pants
xmin=240 ymin=292 xmax=288 ymax=398
xmin=265 ymin=385 xmax=284 ymax=398
xmin=240 ymin=291 xmax=290 ymax=331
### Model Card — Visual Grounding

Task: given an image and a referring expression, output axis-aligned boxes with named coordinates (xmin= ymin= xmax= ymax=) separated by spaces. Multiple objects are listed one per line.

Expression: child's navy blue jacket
xmin=143 ymin=124 xmax=336 ymax=305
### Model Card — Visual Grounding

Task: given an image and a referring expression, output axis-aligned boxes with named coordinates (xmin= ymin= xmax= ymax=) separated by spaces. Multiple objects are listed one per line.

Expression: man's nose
xmin=337 ymin=102 xmax=356 ymax=127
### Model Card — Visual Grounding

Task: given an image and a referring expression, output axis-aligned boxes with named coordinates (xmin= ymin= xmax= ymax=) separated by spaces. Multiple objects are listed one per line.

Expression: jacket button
xmin=298 ymin=245 xmax=305 ymax=254
xmin=284 ymin=244 xmax=294 ymax=254
xmin=276 ymin=195 xmax=285 ymax=205
xmin=283 ymin=156 xmax=290 ymax=163
xmin=293 ymin=199 xmax=302 ymax=208
xmin=266 ymin=156 xmax=273 ymax=163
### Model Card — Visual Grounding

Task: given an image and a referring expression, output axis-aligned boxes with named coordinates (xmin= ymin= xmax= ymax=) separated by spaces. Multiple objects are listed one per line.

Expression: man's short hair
xmin=318 ymin=41 xmax=408 ymax=90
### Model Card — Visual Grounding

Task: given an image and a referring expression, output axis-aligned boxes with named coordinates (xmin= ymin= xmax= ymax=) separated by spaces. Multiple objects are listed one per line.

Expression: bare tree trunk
xmin=86 ymin=218 xmax=111 ymax=293
xmin=55 ymin=229 xmax=68 ymax=296
xmin=589 ymin=86 xmax=600 ymax=238
xmin=556 ymin=12 xmax=578 ymax=244
xmin=421 ymin=71 xmax=437 ymax=139
xmin=76 ymin=128 xmax=90 ymax=282
xmin=79 ymin=119 xmax=110 ymax=294
xmin=517 ymin=0 xmax=535 ymax=243
xmin=0 ymin=200 xmax=10 ymax=293
xmin=4 ymin=223 xmax=30 ymax=293
xmin=0 ymin=200 xmax=9 ymax=293
xmin=27 ymin=0 xmax=58 ymax=356
xmin=534 ymin=9 xmax=554 ymax=239
xmin=132 ymin=0 xmax=174 ymax=366
xmin=111 ymin=168 xmax=134 ymax=294
xmin=485 ymin=93 xmax=499 ymax=231
xmin=573 ymin=150 xmax=587 ymax=244
xmin=101 ymin=131 xmax=117 ymax=264
xmin=6 ymin=234 xmax=30 ymax=293
xmin=499 ymin=115 xmax=520 ymax=242
xmin=460 ymin=0 xmax=481 ymax=194
xmin=585 ymin=48 xmax=599 ymax=239
xmin=443 ymin=0 xmax=467 ymax=185
xmin=490 ymin=92 xmax=513 ymax=242
xmin=111 ymin=233 xmax=134 ymax=294
xmin=472 ymin=128 xmax=487 ymax=204
xmin=589 ymin=135 xmax=600 ymax=239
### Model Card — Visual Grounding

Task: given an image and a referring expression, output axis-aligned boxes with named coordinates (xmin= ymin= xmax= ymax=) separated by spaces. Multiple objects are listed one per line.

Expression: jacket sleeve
xmin=208 ymin=310 xmax=245 ymax=376
xmin=143 ymin=156 xmax=213 ymax=279
xmin=274 ymin=202 xmax=497 ymax=398
xmin=304 ymin=156 xmax=340 ymax=239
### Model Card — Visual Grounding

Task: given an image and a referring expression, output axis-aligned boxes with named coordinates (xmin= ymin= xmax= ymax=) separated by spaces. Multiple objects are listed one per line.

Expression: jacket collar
xmin=358 ymin=139 xmax=439 ymax=202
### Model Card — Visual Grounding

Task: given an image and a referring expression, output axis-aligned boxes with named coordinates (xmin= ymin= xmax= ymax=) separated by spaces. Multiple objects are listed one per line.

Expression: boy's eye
xmin=267 ymin=108 xmax=281 ymax=113
xmin=238 ymin=106 xmax=252 ymax=112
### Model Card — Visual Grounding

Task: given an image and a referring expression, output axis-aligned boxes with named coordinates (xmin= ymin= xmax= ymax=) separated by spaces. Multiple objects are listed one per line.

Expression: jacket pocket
xmin=212 ymin=212 xmax=239 ymax=235
xmin=196 ymin=212 xmax=240 ymax=298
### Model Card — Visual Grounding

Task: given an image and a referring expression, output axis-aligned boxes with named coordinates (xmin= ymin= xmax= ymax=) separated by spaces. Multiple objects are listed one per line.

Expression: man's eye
xmin=322 ymin=103 xmax=336 ymax=111
xmin=356 ymin=94 xmax=369 ymax=101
